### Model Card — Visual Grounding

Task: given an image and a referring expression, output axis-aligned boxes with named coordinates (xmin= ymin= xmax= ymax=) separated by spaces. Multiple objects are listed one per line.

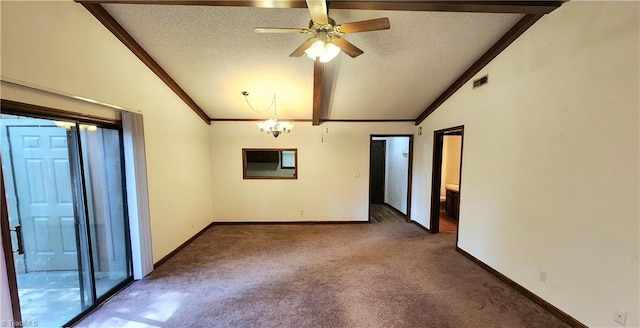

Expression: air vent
xmin=473 ymin=75 xmax=488 ymax=89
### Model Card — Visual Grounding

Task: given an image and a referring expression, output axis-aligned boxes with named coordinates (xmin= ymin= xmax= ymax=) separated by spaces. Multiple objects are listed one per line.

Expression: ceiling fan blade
xmin=338 ymin=18 xmax=391 ymax=33
xmin=332 ymin=37 xmax=364 ymax=58
xmin=255 ymin=28 xmax=309 ymax=34
xmin=306 ymin=0 xmax=328 ymax=24
xmin=290 ymin=37 xmax=317 ymax=57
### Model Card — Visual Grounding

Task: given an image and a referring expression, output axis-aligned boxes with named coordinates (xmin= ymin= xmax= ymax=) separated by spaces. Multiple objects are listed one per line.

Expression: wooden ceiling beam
xmin=80 ymin=3 xmax=211 ymax=124
xmin=76 ymin=0 xmax=563 ymax=14
xmin=414 ymin=13 xmax=544 ymax=125
xmin=328 ymin=1 xmax=563 ymax=14
xmin=76 ymin=0 xmax=308 ymax=8
xmin=312 ymin=60 xmax=323 ymax=126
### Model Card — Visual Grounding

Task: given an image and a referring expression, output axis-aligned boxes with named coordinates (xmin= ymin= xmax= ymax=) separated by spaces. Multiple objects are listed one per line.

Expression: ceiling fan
xmin=255 ymin=0 xmax=391 ymax=62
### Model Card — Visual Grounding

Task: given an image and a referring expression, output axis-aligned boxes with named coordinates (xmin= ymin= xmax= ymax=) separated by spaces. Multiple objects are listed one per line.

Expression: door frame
xmin=0 ymin=159 xmax=22 ymax=323
xmin=368 ymin=134 xmax=414 ymax=223
xmin=429 ymin=126 xmax=464 ymax=243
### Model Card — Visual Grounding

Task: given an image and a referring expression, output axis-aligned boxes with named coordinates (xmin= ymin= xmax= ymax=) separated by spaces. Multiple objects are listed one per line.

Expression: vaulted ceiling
xmin=76 ymin=1 xmax=564 ymax=125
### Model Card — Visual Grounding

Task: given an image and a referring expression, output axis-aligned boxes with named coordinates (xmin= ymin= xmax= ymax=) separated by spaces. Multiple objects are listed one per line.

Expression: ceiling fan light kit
xmin=304 ymin=36 xmax=341 ymax=62
xmin=255 ymin=0 xmax=390 ymax=63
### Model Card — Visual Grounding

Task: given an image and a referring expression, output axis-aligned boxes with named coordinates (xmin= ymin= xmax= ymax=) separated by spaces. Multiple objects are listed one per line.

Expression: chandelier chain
xmin=243 ymin=93 xmax=277 ymax=115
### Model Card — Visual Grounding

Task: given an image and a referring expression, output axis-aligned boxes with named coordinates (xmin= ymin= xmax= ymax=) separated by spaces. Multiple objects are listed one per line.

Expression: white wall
xmin=412 ymin=1 xmax=639 ymax=327
xmin=210 ymin=122 xmax=414 ymax=221
xmin=1 ymin=81 xmax=122 ymax=122
xmin=440 ymin=137 xmax=448 ymax=198
xmin=0 ymin=1 xmax=214 ymax=266
xmin=440 ymin=135 xmax=462 ymax=198
xmin=384 ymin=137 xmax=410 ymax=214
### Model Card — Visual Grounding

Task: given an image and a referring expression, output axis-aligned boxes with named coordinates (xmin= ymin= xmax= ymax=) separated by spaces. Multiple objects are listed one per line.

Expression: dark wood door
xmin=370 ymin=140 xmax=386 ymax=204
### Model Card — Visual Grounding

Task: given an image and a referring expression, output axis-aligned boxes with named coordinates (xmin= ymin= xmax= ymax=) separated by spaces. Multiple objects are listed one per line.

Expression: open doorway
xmin=369 ymin=135 xmax=413 ymax=223
xmin=429 ymin=126 xmax=464 ymax=236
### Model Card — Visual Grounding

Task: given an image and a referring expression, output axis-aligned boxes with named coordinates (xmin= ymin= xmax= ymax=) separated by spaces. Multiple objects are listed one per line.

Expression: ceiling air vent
xmin=473 ymin=75 xmax=488 ymax=89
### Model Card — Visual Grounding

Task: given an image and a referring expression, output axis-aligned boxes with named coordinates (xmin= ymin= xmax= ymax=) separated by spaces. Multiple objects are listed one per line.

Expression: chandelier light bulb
xmin=257 ymin=119 xmax=293 ymax=138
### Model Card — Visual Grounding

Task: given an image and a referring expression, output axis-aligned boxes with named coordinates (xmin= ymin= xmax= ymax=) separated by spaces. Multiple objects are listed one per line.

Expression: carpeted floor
xmin=76 ymin=223 xmax=568 ymax=328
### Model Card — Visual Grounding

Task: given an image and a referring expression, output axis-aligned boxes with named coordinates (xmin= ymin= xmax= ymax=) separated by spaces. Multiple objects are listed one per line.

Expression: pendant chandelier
xmin=257 ymin=118 xmax=293 ymax=138
xmin=242 ymin=92 xmax=293 ymax=138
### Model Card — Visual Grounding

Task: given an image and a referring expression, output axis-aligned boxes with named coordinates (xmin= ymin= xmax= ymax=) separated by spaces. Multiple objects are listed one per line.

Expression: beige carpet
xmin=76 ymin=223 xmax=568 ymax=328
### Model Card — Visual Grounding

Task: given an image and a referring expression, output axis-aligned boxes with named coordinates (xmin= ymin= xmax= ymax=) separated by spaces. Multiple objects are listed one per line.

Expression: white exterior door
xmin=7 ymin=125 xmax=78 ymax=271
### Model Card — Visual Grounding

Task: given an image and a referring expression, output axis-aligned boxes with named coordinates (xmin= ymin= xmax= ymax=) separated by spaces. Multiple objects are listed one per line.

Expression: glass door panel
xmin=1 ymin=115 xmax=91 ymax=327
xmin=79 ymin=126 xmax=131 ymax=298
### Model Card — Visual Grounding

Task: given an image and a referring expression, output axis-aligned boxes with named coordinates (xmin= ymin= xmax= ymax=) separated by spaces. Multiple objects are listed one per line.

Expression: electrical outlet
xmin=300 ymin=210 xmax=304 ymax=216
xmin=538 ymin=270 xmax=547 ymax=283
xmin=614 ymin=310 xmax=627 ymax=326
xmin=191 ymin=222 xmax=194 ymax=229
xmin=355 ymin=172 xmax=360 ymax=178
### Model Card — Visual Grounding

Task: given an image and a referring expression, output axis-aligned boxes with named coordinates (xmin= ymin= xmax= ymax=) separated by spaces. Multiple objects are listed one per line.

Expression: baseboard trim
xmin=153 ymin=222 xmax=214 ymax=269
xmin=455 ymin=247 xmax=587 ymax=328
xmin=410 ymin=220 xmax=431 ymax=233
xmin=212 ymin=221 xmax=369 ymax=225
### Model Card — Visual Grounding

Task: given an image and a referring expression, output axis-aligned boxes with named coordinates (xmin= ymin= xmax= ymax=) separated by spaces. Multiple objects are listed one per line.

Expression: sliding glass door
xmin=79 ymin=126 xmax=131 ymax=299
xmin=1 ymin=113 xmax=132 ymax=326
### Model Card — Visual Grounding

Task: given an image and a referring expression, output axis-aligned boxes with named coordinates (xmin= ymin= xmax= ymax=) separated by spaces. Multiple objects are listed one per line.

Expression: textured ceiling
xmin=104 ymin=4 xmax=523 ymax=120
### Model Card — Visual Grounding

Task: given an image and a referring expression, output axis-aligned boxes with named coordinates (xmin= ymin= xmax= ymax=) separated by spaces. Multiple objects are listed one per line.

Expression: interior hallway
xmin=370 ymin=204 xmax=406 ymax=223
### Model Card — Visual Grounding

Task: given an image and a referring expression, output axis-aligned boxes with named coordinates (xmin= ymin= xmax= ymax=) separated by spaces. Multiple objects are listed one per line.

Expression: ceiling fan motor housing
xmin=309 ymin=17 xmax=337 ymax=29
xmin=309 ymin=17 xmax=343 ymax=41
